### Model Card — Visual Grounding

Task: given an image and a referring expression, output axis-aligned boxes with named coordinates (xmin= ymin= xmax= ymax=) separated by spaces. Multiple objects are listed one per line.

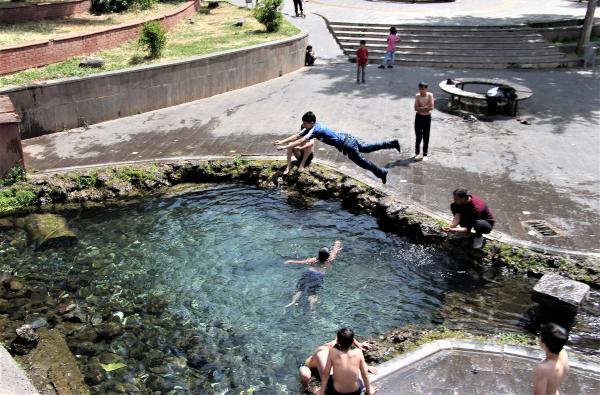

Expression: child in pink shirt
xmin=378 ymin=26 xmax=401 ymax=69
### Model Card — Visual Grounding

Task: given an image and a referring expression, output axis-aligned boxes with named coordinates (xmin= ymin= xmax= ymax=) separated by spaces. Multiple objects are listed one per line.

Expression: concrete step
xmin=337 ymin=39 xmax=555 ymax=50
xmin=330 ymin=30 xmax=543 ymax=40
xmin=350 ymin=57 xmax=582 ymax=69
xmin=329 ymin=20 xmax=578 ymax=69
xmin=328 ymin=22 xmax=533 ymax=32
xmin=340 ymin=43 xmax=564 ymax=54
xmin=346 ymin=51 xmax=569 ymax=62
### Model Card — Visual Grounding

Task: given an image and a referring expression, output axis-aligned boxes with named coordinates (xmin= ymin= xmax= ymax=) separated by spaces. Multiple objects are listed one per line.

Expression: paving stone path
xmin=21 ymin=1 xmax=600 ymax=254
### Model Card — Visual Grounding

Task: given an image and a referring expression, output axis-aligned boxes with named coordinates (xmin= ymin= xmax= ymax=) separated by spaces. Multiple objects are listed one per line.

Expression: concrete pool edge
xmin=370 ymin=338 xmax=600 ymax=384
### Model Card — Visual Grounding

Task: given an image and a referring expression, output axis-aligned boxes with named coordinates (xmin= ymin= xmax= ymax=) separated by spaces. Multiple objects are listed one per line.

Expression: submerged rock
xmin=23 ymin=328 xmax=91 ymax=394
xmin=17 ymin=213 xmax=78 ymax=250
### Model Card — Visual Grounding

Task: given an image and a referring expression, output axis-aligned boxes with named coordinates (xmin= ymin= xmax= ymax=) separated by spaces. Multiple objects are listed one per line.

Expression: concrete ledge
xmin=371 ymin=338 xmax=600 ymax=384
xmin=0 ymin=346 xmax=39 ymax=395
xmin=0 ymin=0 xmax=90 ymax=23
xmin=1 ymin=32 xmax=308 ymax=139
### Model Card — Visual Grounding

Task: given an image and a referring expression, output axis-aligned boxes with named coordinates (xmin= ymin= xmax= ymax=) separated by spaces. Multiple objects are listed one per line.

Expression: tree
xmin=576 ymin=0 xmax=597 ymax=56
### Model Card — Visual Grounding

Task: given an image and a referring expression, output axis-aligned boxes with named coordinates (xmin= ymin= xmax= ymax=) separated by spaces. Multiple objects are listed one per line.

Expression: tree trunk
xmin=576 ymin=0 xmax=597 ymax=56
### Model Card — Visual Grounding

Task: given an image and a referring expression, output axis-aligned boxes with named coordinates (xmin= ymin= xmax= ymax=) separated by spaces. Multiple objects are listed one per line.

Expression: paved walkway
xmin=282 ymin=0 xmax=593 ymax=25
xmin=21 ymin=2 xmax=600 ymax=254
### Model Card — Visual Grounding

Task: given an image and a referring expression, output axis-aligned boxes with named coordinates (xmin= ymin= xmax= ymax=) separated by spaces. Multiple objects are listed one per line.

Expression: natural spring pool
xmin=0 ymin=184 xmax=598 ymax=394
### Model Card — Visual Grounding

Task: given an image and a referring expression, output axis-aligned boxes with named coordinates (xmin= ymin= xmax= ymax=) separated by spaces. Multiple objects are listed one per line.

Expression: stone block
xmin=532 ymin=273 xmax=590 ymax=315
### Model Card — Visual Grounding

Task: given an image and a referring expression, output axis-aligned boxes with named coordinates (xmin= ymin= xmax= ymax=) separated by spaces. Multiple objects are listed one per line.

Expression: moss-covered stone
xmin=16 ymin=213 xmax=78 ymax=250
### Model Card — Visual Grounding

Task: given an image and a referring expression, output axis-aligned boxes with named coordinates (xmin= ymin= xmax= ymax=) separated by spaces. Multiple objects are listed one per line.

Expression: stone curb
xmin=0 ymin=346 xmax=39 ymax=395
xmin=32 ymin=155 xmax=600 ymax=260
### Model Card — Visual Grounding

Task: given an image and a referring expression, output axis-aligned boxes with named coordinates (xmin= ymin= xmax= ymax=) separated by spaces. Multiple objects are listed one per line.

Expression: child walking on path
xmin=414 ymin=81 xmax=434 ymax=161
xmin=378 ymin=27 xmax=400 ymax=69
xmin=356 ymin=40 xmax=368 ymax=84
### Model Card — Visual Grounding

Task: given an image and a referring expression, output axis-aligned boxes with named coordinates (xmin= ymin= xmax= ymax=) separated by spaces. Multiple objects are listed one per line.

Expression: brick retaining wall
xmin=0 ymin=0 xmax=91 ymax=23
xmin=1 ymin=32 xmax=309 ymax=139
xmin=0 ymin=0 xmax=199 ymax=75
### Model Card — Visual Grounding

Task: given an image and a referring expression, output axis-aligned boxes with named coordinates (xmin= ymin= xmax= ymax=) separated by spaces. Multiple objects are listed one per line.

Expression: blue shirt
xmin=298 ymin=123 xmax=344 ymax=148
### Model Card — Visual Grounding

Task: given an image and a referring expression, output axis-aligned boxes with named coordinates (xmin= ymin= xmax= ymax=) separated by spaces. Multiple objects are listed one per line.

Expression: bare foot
xmin=298 ymin=165 xmax=305 ymax=172
xmin=283 ymin=167 xmax=291 ymax=175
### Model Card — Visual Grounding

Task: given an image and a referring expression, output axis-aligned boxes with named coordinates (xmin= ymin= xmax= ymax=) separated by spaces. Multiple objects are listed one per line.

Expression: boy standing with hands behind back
xmin=356 ymin=40 xmax=368 ymax=84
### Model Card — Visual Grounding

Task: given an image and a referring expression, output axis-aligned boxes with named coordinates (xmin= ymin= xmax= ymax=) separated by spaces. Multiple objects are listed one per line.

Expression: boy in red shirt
xmin=356 ymin=40 xmax=368 ymax=84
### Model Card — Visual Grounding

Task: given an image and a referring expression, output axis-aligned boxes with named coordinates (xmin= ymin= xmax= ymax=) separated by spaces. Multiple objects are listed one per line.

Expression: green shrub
xmin=0 ymin=188 xmax=36 ymax=212
xmin=138 ymin=21 xmax=167 ymax=59
xmin=253 ymin=0 xmax=283 ymax=33
xmin=133 ymin=0 xmax=157 ymax=10
xmin=0 ymin=166 xmax=26 ymax=187
xmin=91 ymin=0 xmax=134 ymax=13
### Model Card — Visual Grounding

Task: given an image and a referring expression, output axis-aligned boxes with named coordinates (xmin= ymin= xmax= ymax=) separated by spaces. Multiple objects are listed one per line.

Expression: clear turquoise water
xmin=3 ymin=184 xmax=598 ymax=393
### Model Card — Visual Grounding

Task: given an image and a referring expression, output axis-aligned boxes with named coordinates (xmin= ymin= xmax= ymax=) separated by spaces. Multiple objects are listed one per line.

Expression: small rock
xmin=233 ymin=18 xmax=244 ymax=27
xmin=11 ymin=324 xmax=39 ymax=355
xmin=16 ymin=324 xmax=39 ymax=342
xmin=0 ymin=272 xmax=13 ymax=286
xmin=90 ymin=314 xmax=103 ymax=326
xmin=57 ymin=303 xmax=76 ymax=315
xmin=9 ymin=279 xmax=24 ymax=292
xmin=79 ymin=57 xmax=104 ymax=68
xmin=98 ymin=321 xmax=122 ymax=339
xmin=29 ymin=318 xmax=48 ymax=330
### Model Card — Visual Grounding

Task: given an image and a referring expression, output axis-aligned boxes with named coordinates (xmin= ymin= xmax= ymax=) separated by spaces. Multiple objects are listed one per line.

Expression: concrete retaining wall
xmin=0 ymin=0 xmax=90 ymax=23
xmin=0 ymin=0 xmax=199 ymax=75
xmin=0 ymin=96 xmax=24 ymax=177
xmin=1 ymin=32 xmax=308 ymax=139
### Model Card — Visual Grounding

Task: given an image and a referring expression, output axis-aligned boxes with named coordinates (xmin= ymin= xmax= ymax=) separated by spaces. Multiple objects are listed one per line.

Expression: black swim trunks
xmin=296 ymin=270 xmax=324 ymax=296
xmin=326 ymin=376 xmax=364 ymax=395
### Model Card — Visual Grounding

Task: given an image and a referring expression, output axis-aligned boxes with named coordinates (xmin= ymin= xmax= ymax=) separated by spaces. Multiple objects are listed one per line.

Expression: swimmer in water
xmin=284 ymin=240 xmax=342 ymax=308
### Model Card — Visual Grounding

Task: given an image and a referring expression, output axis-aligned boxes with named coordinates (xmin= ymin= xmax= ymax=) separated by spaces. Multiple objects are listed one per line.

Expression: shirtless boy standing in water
xmin=317 ymin=327 xmax=376 ymax=395
xmin=284 ymin=240 xmax=342 ymax=308
xmin=300 ymin=332 xmax=377 ymax=393
xmin=533 ymin=322 xmax=570 ymax=395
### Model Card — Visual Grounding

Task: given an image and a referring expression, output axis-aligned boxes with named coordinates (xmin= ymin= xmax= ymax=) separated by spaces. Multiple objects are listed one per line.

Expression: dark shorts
xmin=326 ymin=376 xmax=364 ymax=395
xmin=294 ymin=149 xmax=313 ymax=167
xmin=296 ymin=270 xmax=324 ymax=296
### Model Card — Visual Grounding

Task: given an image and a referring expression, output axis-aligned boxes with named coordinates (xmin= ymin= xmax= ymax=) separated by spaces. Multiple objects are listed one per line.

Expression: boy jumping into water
xmin=275 ymin=112 xmax=400 ymax=184
xmin=284 ymin=240 xmax=342 ymax=308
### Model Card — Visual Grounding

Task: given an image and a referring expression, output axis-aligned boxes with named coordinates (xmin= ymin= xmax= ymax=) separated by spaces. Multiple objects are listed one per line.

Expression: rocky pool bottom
xmin=0 ymin=161 xmax=598 ymax=394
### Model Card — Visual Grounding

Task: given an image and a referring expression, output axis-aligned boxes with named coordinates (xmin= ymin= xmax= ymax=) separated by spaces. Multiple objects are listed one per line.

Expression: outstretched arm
xmin=326 ymin=240 xmax=343 ymax=263
xmin=277 ymin=136 xmax=309 ymax=150
xmin=284 ymin=257 xmax=319 ymax=265
xmin=317 ymin=352 xmax=334 ymax=395
xmin=274 ymin=134 xmax=300 ymax=146
xmin=359 ymin=353 xmax=375 ymax=395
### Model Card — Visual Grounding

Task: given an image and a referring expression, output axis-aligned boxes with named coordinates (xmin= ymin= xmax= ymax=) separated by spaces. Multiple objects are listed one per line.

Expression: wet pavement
xmin=19 ymin=1 xmax=600 ymax=254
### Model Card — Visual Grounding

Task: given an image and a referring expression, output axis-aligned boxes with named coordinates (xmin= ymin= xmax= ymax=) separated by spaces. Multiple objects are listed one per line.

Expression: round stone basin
xmin=0 ymin=184 xmax=598 ymax=393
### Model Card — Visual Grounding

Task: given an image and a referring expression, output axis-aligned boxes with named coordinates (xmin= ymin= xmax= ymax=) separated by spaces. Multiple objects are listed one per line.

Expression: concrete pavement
xmin=20 ymin=1 xmax=600 ymax=254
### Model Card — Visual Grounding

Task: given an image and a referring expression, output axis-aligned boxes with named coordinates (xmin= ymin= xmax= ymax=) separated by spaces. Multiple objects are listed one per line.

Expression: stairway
xmin=328 ymin=22 xmax=582 ymax=69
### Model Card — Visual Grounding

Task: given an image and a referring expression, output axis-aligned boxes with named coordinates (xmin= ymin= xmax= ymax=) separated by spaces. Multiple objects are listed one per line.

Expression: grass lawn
xmin=0 ymin=1 xmax=187 ymax=47
xmin=0 ymin=2 xmax=300 ymax=88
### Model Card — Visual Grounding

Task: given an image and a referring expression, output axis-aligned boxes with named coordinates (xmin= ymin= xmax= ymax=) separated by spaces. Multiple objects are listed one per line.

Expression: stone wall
xmin=0 ymin=0 xmax=199 ymax=75
xmin=0 ymin=96 xmax=23 ymax=178
xmin=0 ymin=0 xmax=91 ymax=23
xmin=1 ymin=32 xmax=308 ymax=139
